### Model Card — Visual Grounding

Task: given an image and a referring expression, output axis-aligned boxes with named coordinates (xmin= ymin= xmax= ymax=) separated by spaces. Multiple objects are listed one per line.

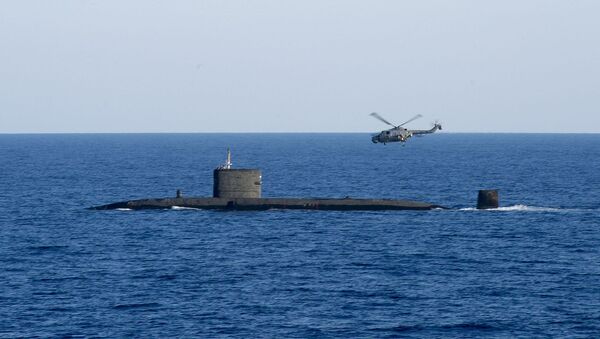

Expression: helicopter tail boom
xmin=410 ymin=123 xmax=442 ymax=135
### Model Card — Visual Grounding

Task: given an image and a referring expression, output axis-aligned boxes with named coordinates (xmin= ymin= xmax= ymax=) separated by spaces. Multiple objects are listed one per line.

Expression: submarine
xmin=91 ymin=149 xmax=446 ymax=211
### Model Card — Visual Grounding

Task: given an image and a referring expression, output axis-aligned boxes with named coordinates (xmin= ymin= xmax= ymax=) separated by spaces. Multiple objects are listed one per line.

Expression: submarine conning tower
xmin=213 ymin=148 xmax=262 ymax=198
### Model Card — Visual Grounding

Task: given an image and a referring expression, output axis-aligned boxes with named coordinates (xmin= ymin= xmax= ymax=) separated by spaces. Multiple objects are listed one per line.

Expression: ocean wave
xmin=115 ymin=208 xmax=132 ymax=211
xmin=113 ymin=302 xmax=161 ymax=310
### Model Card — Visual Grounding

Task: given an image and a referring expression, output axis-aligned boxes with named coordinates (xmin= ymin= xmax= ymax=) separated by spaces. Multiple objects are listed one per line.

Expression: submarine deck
xmin=91 ymin=197 xmax=443 ymax=211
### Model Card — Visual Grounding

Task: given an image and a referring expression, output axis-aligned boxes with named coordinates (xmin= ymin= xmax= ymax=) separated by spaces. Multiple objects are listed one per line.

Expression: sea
xmin=0 ymin=133 xmax=599 ymax=338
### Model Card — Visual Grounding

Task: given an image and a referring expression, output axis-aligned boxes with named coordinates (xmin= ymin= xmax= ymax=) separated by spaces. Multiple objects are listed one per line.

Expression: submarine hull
xmin=91 ymin=197 xmax=444 ymax=211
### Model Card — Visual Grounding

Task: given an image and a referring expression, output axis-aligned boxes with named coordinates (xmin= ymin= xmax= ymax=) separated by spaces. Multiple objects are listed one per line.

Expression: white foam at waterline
xmin=171 ymin=206 xmax=201 ymax=210
xmin=496 ymin=205 xmax=562 ymax=212
xmin=115 ymin=208 xmax=132 ymax=211
xmin=459 ymin=205 xmax=563 ymax=212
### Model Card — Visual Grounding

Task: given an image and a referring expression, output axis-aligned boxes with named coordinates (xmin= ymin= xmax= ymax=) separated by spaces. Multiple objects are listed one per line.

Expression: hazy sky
xmin=1 ymin=1 xmax=599 ymax=133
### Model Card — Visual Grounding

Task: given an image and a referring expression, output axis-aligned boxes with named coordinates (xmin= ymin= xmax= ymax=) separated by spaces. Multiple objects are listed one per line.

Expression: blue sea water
xmin=0 ymin=133 xmax=599 ymax=338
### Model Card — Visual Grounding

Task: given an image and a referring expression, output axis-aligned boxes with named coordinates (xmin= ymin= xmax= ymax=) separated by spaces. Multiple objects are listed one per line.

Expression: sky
xmin=0 ymin=1 xmax=599 ymax=133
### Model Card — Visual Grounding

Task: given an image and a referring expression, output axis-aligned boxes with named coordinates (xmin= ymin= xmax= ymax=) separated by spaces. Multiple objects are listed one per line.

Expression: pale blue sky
xmin=1 ymin=1 xmax=599 ymax=133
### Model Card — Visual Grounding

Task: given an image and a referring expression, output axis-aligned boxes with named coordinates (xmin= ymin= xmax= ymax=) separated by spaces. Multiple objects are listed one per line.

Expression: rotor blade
xmin=369 ymin=112 xmax=396 ymax=127
xmin=398 ymin=114 xmax=423 ymax=127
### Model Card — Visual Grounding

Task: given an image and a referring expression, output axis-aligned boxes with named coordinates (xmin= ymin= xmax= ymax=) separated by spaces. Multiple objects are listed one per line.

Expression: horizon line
xmin=1 ymin=131 xmax=599 ymax=135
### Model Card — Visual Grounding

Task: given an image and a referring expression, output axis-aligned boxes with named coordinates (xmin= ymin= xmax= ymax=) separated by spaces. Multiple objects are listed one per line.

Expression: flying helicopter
xmin=369 ymin=112 xmax=442 ymax=144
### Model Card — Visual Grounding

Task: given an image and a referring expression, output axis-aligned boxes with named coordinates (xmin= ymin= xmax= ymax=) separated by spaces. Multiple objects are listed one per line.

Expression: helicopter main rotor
xmin=369 ymin=112 xmax=423 ymax=128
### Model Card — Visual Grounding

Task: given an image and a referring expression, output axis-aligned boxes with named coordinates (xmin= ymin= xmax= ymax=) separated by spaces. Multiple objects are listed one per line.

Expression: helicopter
xmin=370 ymin=112 xmax=442 ymax=144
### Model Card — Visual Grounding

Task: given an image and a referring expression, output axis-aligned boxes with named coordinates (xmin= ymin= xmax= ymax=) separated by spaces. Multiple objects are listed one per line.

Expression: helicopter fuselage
xmin=371 ymin=127 xmax=412 ymax=144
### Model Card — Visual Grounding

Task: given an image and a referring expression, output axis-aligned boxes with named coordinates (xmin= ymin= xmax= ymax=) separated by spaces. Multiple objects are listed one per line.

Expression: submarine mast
xmin=225 ymin=147 xmax=232 ymax=169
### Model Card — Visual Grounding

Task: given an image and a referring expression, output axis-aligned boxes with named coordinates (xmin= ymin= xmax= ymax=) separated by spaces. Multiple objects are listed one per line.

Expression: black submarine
xmin=91 ymin=149 xmax=497 ymax=211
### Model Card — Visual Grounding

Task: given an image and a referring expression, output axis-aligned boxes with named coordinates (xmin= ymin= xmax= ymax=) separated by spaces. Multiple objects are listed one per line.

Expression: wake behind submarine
xmin=90 ymin=149 xmax=492 ymax=211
